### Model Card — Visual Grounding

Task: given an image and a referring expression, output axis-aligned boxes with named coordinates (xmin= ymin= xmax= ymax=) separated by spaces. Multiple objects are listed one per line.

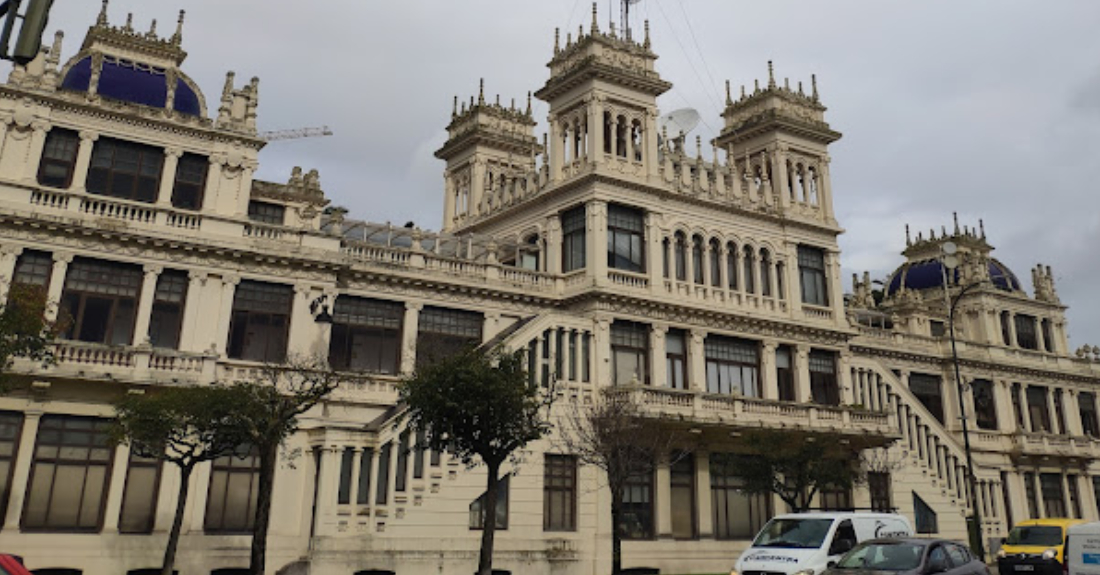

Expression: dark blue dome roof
xmin=886 ymin=258 xmax=1020 ymax=295
xmin=60 ymin=56 xmax=201 ymax=116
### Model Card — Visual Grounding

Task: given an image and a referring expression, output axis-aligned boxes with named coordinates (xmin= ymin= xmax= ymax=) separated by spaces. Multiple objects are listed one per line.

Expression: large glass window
xmin=37 ymin=128 xmax=80 ymax=189
xmin=87 ymin=137 xmax=163 ymax=203
xmin=868 ymin=472 xmax=892 ymax=512
xmin=1024 ymin=472 xmax=1039 ymax=519
xmin=148 ymin=270 xmax=188 ymax=349
xmin=666 ymin=329 xmax=687 ymax=390
xmin=0 ymin=411 xmax=23 ymax=525
xmin=909 ymin=373 xmax=944 ymax=424
xmin=60 ymin=257 xmax=143 ymax=346
xmin=375 ymin=442 xmax=391 ymax=505
xmin=22 ymin=415 xmax=113 ymax=531
xmin=1040 ymin=473 xmax=1066 ymax=518
xmin=611 ymin=321 xmax=649 ymax=386
xmin=670 ymin=454 xmax=696 ymax=539
xmin=971 ymin=379 xmax=997 ymax=431
xmin=810 ymin=350 xmax=840 ymax=406
xmin=710 ymin=453 xmax=772 ymax=539
xmin=337 ymin=448 xmax=354 ymax=505
xmin=819 ymin=486 xmax=852 ymax=510
xmin=227 ymin=281 xmax=293 ymax=363
xmin=798 ymin=245 xmax=828 ymax=306
xmin=204 ymin=447 xmax=260 ymax=533
xmin=356 ymin=448 xmax=373 ymax=505
xmin=415 ymin=306 xmax=482 ymax=369
xmin=725 ymin=242 xmax=738 ymax=290
xmin=329 ymin=296 xmax=403 ymax=374
xmin=913 ymin=492 xmax=937 ymax=534
xmin=544 ymin=454 xmax=577 ymax=532
xmin=1015 ymin=315 xmax=1038 ymax=350
xmin=395 ymin=432 xmax=410 ymax=493
xmin=1054 ymin=390 xmax=1067 ymax=435
xmin=776 ymin=345 xmax=795 ymax=401
xmin=1027 ymin=386 xmax=1052 ymax=433
xmin=247 ymin=201 xmax=285 ymax=225
xmin=171 ymin=153 xmax=208 ymax=211
xmin=118 ymin=453 xmax=161 ymax=534
xmin=1080 ymin=392 xmax=1099 ymax=437
xmin=607 ymin=204 xmax=645 ymax=273
xmin=619 ymin=469 xmax=653 ymax=540
xmin=469 ymin=474 xmax=508 ymax=530
xmin=705 ymin=335 xmax=759 ymax=396
xmin=11 ymin=250 xmax=52 ymax=290
xmin=561 ymin=205 xmax=586 ymax=272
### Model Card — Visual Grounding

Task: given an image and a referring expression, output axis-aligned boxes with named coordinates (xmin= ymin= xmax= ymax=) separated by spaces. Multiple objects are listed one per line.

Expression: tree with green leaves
xmin=725 ymin=428 xmax=869 ymax=512
xmin=399 ymin=346 xmax=553 ymax=575
xmin=0 ymin=283 xmax=63 ymax=390
xmin=556 ymin=388 xmax=689 ymax=575
xmin=111 ymin=385 xmax=250 ymax=575
xmin=230 ymin=356 xmax=342 ymax=575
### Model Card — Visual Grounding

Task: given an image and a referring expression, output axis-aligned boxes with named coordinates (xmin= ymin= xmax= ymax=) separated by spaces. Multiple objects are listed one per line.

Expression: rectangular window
xmin=619 ymin=468 xmax=653 ymax=540
xmin=415 ymin=306 xmax=482 ymax=369
xmin=705 ymin=335 xmax=759 ymax=396
xmin=22 ymin=415 xmax=114 ymax=531
xmin=710 ymin=453 xmax=772 ymax=539
xmin=1041 ymin=319 xmax=1054 ymax=352
xmin=1016 ymin=315 xmax=1038 ymax=350
xmin=337 ymin=448 xmax=354 ymax=505
xmin=1001 ymin=313 xmax=1012 ymax=346
xmin=395 ymin=432 xmax=410 ymax=493
xmin=581 ymin=332 xmax=591 ymax=383
xmin=868 ymin=472 xmax=892 ymax=512
xmin=913 ymin=492 xmax=938 ymax=534
xmin=543 ymin=454 xmax=577 ymax=532
xmin=60 ymin=257 xmax=143 ymax=346
xmin=0 ymin=411 xmax=24 ymax=524
xmin=607 ymin=204 xmax=645 ymax=273
xmin=1081 ymin=392 xmax=1099 ymax=437
xmin=148 ymin=270 xmax=188 ymax=349
xmin=37 ymin=128 xmax=80 ymax=188
xmin=87 ymin=137 xmax=163 ymax=203
xmin=776 ymin=346 xmax=795 ymax=401
xmin=375 ymin=442 xmax=391 ymax=505
xmin=909 ymin=373 xmax=945 ymax=424
xmin=1040 ymin=473 xmax=1066 ymax=517
xmin=1024 ymin=472 xmax=1039 ymax=519
xmin=413 ymin=429 xmax=426 ymax=480
xmin=171 ymin=153 xmax=208 ymax=210
xmin=247 ymin=201 xmax=285 ymax=225
xmin=665 ymin=329 xmax=687 ymax=390
xmin=1012 ymin=383 xmax=1025 ymax=430
xmin=204 ymin=447 xmax=259 ymax=533
xmin=561 ymin=205 xmax=586 ymax=272
xmin=798 ymin=245 xmax=828 ymax=306
xmin=1068 ymin=475 xmax=1081 ymax=519
xmin=469 ymin=474 xmax=508 ymax=530
xmin=227 ymin=280 xmax=293 ymax=362
xmin=611 ymin=320 xmax=649 ymax=386
xmin=670 ymin=453 xmax=696 ymax=539
xmin=118 ymin=453 xmax=161 ymax=533
xmin=356 ymin=448 xmax=373 ymax=505
xmin=971 ymin=379 xmax=998 ymax=431
xmin=819 ymin=486 xmax=852 ymax=510
xmin=12 ymin=250 xmax=52 ymax=289
xmin=329 ymin=296 xmax=403 ymax=374
xmin=810 ymin=350 xmax=840 ymax=406
xmin=1054 ymin=390 xmax=1067 ymax=435
xmin=1027 ymin=386 xmax=1052 ymax=433
xmin=930 ymin=320 xmax=946 ymax=337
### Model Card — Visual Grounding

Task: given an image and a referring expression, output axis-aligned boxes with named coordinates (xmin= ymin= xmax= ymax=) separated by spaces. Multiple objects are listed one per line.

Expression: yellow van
xmin=999 ymin=519 xmax=1087 ymax=575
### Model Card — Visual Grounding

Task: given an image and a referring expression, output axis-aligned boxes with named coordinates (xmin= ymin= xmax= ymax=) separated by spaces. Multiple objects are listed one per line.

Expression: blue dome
xmin=886 ymin=258 xmax=1020 ymax=295
xmin=60 ymin=56 xmax=202 ymax=116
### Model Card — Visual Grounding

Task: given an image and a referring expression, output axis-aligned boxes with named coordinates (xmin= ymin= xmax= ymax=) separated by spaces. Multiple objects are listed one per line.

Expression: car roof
xmin=860 ymin=538 xmax=967 ymax=546
xmin=1015 ymin=518 xmax=1087 ymax=529
xmin=772 ymin=512 xmax=905 ymax=520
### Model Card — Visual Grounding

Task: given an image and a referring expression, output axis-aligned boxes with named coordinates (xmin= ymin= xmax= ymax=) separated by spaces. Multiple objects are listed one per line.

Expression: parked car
xmin=0 ymin=555 xmax=31 ymax=575
xmin=998 ymin=518 xmax=1086 ymax=575
xmin=823 ymin=538 xmax=989 ymax=575
xmin=732 ymin=512 xmax=914 ymax=575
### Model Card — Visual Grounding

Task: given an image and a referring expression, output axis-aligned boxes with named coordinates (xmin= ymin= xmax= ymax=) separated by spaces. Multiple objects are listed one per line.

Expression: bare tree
xmin=555 ymin=387 xmax=690 ymax=575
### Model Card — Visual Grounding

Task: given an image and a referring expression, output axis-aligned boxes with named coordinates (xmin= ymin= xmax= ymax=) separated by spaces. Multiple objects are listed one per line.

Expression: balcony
xmin=10 ymin=340 xmax=217 ymax=385
xmin=1008 ymin=431 xmax=1100 ymax=462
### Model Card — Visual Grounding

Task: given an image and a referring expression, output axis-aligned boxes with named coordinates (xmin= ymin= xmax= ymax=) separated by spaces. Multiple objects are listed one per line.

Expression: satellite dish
xmin=658 ymin=108 xmax=701 ymax=138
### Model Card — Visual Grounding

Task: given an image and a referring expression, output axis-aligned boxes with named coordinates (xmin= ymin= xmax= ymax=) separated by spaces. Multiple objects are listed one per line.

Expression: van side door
xmin=829 ymin=520 xmax=859 ymax=557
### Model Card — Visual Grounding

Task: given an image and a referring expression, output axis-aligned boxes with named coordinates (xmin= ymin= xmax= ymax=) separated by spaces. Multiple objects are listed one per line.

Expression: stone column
xmin=70 ymin=130 xmax=98 ymax=191
xmin=157 ymin=148 xmax=182 ymax=207
xmin=646 ymin=213 xmax=663 ymax=294
xmin=132 ymin=265 xmax=162 ymax=346
xmin=313 ymin=445 xmax=342 ymax=536
xmin=838 ymin=351 xmax=854 ymax=405
xmin=589 ymin=201 xmax=608 ymax=286
xmin=1079 ymin=474 xmax=1098 ymax=521
xmin=1007 ymin=312 xmax=1018 ymax=348
xmin=650 ymin=323 xmax=668 ymax=388
xmin=213 ymin=274 xmax=239 ymax=356
xmin=22 ymin=122 xmax=50 ymax=181
xmin=794 ymin=344 xmax=812 ymax=403
xmin=471 ymin=159 xmax=487 ymax=215
xmin=593 ymin=316 xmax=612 ymax=387
xmin=188 ymin=461 xmax=212 ymax=531
xmin=349 ymin=447 xmax=364 ymax=512
xmin=689 ymin=329 xmax=707 ymax=392
xmin=1045 ymin=387 xmax=1059 ymax=434
xmin=773 ymin=150 xmax=790 ymax=210
xmin=1036 ymin=317 xmax=1048 ymax=353
xmin=548 ymin=115 xmax=562 ymax=183
xmin=1065 ymin=391 xmax=1084 ymax=436
xmin=545 ymin=215 xmax=562 ymax=275
xmin=0 ymin=245 xmax=23 ymax=302
xmin=442 ymin=171 xmax=456 ymax=230
xmin=44 ymin=251 xmax=72 ymax=322
xmin=717 ymin=244 xmax=730 ymax=293
xmin=400 ymin=302 xmax=422 ymax=375
xmin=761 ymin=340 xmax=778 ymax=400
xmin=178 ymin=271 xmax=206 ymax=352
xmin=993 ymin=379 xmax=1016 ymax=433
xmin=101 ymin=441 xmax=132 ymax=532
xmin=1019 ymin=384 xmax=1033 ymax=433
xmin=700 ymin=241 xmax=712 ymax=288
xmin=695 ymin=450 xmax=713 ymax=537
xmin=3 ymin=410 xmax=41 ymax=529
xmin=655 ymin=455 xmax=672 ymax=538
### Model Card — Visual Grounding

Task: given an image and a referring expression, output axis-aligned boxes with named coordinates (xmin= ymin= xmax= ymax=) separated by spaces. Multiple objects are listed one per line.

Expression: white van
xmin=1067 ymin=522 xmax=1100 ymax=575
xmin=732 ymin=512 xmax=914 ymax=575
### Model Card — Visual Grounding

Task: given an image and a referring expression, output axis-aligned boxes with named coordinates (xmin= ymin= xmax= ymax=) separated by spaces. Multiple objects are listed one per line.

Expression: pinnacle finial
xmin=741 ymin=85 xmax=746 ymax=98
xmin=526 ymin=91 xmax=532 ymax=116
xmin=767 ymin=61 xmax=776 ymax=89
xmin=148 ymin=19 xmax=157 ymax=36
xmin=644 ymin=20 xmax=651 ymax=48
xmin=591 ymin=2 xmax=599 ymax=33
xmin=452 ymin=95 xmax=458 ymax=118
xmin=578 ymin=24 xmax=583 ymax=40
xmin=811 ymin=74 xmax=819 ymax=101
xmin=725 ymin=80 xmax=732 ymax=106
xmin=478 ymin=78 xmax=485 ymax=105
xmin=554 ymin=28 xmax=560 ymax=53
xmin=784 ymin=78 xmax=790 ymax=91
xmin=171 ymin=10 xmax=185 ymax=45
xmin=953 ymin=211 xmax=960 ymax=235
xmin=124 ymin=13 xmax=133 ymax=32
xmin=979 ymin=219 xmax=986 ymax=238
xmin=905 ymin=224 xmax=912 ymax=246
xmin=754 ymin=79 xmax=760 ymax=93
xmin=222 ymin=71 xmax=235 ymax=98
xmin=97 ymin=0 xmax=109 ymax=26
xmin=495 ymin=93 xmax=500 ymax=106
xmin=798 ymin=81 xmax=804 ymax=95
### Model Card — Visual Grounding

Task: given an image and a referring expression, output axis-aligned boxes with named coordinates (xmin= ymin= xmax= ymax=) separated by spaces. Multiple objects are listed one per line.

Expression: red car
xmin=0 ymin=555 xmax=31 ymax=575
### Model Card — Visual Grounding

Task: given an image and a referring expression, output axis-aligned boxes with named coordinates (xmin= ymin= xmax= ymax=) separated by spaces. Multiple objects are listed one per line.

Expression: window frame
xmin=170 ymin=152 xmax=209 ymax=211
xmin=328 ymin=296 xmax=404 ymax=374
xmin=21 ymin=415 xmax=115 ymax=532
xmin=117 ymin=452 xmax=162 ymax=534
xmin=469 ymin=474 xmax=509 ymax=531
xmin=561 ymin=205 xmax=586 ymax=273
xmin=606 ymin=204 xmax=645 ymax=273
xmin=415 ymin=306 xmax=483 ymax=370
xmin=148 ymin=270 xmax=189 ymax=350
xmin=247 ymin=201 xmax=286 ymax=225
xmin=543 ymin=454 xmax=577 ymax=532
xmin=226 ymin=280 xmax=294 ymax=363
xmin=60 ymin=257 xmax=144 ymax=346
xmin=798 ymin=245 xmax=829 ymax=307
xmin=611 ymin=320 xmax=649 ymax=386
xmin=809 ymin=350 xmax=840 ymax=406
xmin=203 ymin=447 xmax=260 ymax=533
xmin=704 ymin=335 xmax=760 ymax=396
xmin=0 ymin=411 xmax=24 ymax=526
xmin=37 ymin=128 xmax=80 ymax=189
xmin=665 ymin=329 xmax=688 ymax=390
xmin=86 ymin=136 xmax=164 ymax=204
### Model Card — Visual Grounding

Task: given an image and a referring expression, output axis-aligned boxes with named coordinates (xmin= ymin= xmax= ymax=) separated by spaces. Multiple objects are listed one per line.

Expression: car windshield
xmin=1006 ymin=526 xmax=1063 ymax=547
xmin=835 ymin=542 xmax=925 ymax=571
xmin=753 ymin=518 xmax=835 ymax=549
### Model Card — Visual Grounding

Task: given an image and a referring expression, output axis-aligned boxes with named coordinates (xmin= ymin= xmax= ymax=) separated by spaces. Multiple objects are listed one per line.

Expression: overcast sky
xmin=29 ymin=1 xmax=1100 ymax=349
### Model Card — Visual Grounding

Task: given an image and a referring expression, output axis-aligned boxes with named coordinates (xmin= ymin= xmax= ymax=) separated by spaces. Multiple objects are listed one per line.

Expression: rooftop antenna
xmin=621 ymin=0 xmax=642 ymax=40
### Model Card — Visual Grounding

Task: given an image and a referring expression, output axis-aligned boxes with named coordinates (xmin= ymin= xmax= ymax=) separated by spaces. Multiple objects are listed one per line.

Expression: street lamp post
xmin=940 ymin=242 xmax=987 ymax=559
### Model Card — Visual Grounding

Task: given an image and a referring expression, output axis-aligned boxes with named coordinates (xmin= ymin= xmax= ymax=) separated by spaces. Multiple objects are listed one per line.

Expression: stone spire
xmin=97 ymin=0 xmax=109 ymax=27
xmin=171 ymin=10 xmax=185 ymax=46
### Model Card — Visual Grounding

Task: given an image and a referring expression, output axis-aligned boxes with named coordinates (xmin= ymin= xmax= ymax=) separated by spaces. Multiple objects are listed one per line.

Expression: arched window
xmin=603 ymin=111 xmax=613 ymax=154
xmin=692 ymin=235 xmax=704 ymax=285
xmin=662 ymin=238 xmax=671 ymax=278
xmin=616 ymin=115 xmax=628 ymax=158
xmin=743 ymin=245 xmax=755 ymax=294
xmin=709 ymin=238 xmax=721 ymax=287
xmin=760 ymin=249 xmax=772 ymax=296
xmin=726 ymin=242 xmax=738 ymax=290
xmin=674 ymin=232 xmax=687 ymax=281
xmin=776 ymin=261 xmax=786 ymax=300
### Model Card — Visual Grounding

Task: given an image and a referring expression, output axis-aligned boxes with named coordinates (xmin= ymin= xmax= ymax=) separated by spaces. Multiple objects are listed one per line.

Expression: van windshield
xmin=1006 ymin=526 xmax=1062 ymax=547
xmin=753 ymin=518 xmax=835 ymax=549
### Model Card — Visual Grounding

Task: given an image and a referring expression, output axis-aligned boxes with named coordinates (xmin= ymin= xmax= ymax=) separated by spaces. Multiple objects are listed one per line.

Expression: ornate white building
xmin=0 ymin=4 xmax=1097 ymax=575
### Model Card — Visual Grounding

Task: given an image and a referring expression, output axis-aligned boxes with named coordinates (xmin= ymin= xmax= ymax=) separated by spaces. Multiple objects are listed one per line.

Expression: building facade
xmin=0 ymin=4 xmax=1098 ymax=575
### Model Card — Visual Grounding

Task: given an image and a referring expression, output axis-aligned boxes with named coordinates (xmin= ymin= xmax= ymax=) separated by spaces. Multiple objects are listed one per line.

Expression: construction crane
xmin=258 ymin=125 xmax=333 ymax=142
